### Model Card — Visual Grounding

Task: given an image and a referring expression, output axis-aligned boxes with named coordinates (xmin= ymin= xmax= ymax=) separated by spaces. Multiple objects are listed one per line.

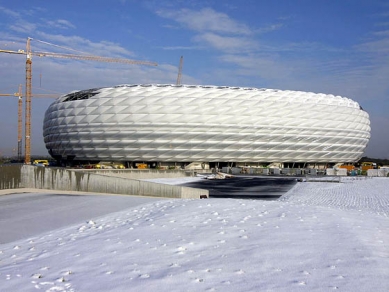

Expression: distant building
xmin=43 ymin=84 xmax=370 ymax=167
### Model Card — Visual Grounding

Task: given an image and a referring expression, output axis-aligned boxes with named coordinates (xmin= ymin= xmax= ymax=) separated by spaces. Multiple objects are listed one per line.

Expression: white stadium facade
xmin=43 ymin=84 xmax=370 ymax=168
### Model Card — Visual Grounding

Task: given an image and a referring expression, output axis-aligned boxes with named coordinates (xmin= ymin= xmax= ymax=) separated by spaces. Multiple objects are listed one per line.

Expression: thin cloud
xmin=45 ymin=19 xmax=76 ymax=30
xmin=253 ymin=41 xmax=344 ymax=53
xmin=373 ymin=29 xmax=389 ymax=36
xmin=356 ymin=30 xmax=389 ymax=53
xmin=158 ymin=8 xmax=252 ymax=35
xmin=8 ymin=20 xmax=37 ymax=34
xmin=375 ymin=21 xmax=389 ymax=27
xmin=161 ymin=45 xmax=202 ymax=50
xmin=218 ymin=53 xmax=295 ymax=80
xmin=193 ymin=32 xmax=258 ymax=53
xmin=161 ymin=24 xmax=180 ymax=30
xmin=0 ymin=6 xmax=20 ymax=18
xmin=0 ymin=6 xmax=75 ymax=43
xmin=255 ymin=23 xmax=284 ymax=34
xmin=33 ymin=33 xmax=137 ymax=58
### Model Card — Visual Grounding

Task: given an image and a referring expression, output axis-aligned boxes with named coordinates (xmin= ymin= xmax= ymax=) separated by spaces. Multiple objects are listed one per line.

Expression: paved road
xmin=180 ymin=176 xmax=298 ymax=199
xmin=0 ymin=192 xmax=160 ymax=244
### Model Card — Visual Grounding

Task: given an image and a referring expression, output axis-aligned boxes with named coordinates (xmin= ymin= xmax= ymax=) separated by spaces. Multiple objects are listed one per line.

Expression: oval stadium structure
xmin=43 ymin=84 xmax=370 ymax=166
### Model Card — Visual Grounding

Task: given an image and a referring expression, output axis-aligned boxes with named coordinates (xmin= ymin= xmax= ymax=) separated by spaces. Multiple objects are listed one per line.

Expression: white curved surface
xmin=43 ymin=84 xmax=370 ymax=162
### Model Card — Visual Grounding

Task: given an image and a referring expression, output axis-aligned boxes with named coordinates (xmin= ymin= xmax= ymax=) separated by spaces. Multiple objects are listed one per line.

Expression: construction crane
xmin=0 ymin=86 xmax=60 ymax=160
xmin=0 ymin=37 xmax=157 ymax=164
xmin=0 ymin=85 xmax=22 ymax=160
xmin=176 ymin=56 xmax=184 ymax=85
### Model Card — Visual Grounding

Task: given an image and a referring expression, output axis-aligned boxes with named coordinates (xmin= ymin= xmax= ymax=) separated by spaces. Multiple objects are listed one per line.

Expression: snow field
xmin=281 ymin=177 xmax=389 ymax=216
xmin=0 ymin=178 xmax=388 ymax=291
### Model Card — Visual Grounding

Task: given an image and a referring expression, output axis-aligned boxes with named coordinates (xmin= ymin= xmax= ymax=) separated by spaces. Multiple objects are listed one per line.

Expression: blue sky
xmin=0 ymin=0 xmax=388 ymax=159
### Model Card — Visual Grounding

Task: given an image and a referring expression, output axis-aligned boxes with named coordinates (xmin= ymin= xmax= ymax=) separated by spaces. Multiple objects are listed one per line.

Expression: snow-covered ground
xmin=0 ymin=191 xmax=160 ymax=244
xmin=1 ymin=177 xmax=389 ymax=291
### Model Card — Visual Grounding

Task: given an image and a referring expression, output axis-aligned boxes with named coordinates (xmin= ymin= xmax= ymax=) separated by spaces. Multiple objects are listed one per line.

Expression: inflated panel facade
xmin=43 ymin=84 xmax=371 ymax=163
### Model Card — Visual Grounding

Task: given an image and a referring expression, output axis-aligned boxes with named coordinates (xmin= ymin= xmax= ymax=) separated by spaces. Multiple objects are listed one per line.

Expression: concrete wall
xmin=1 ymin=165 xmax=208 ymax=199
xmin=83 ymin=169 xmax=196 ymax=179
xmin=0 ymin=165 xmax=22 ymax=189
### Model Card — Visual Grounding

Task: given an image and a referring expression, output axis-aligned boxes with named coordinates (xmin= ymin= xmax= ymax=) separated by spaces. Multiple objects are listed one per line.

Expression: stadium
xmin=43 ymin=84 xmax=370 ymax=169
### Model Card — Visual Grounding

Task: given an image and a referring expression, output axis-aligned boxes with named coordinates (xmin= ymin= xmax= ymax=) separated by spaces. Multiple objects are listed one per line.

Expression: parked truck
xmin=33 ymin=159 xmax=49 ymax=166
xmin=361 ymin=162 xmax=377 ymax=171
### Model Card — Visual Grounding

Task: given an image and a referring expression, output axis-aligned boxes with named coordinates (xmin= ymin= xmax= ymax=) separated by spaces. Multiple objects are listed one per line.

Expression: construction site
xmin=1 ymin=38 xmax=387 ymax=179
xmin=0 ymin=37 xmax=158 ymax=164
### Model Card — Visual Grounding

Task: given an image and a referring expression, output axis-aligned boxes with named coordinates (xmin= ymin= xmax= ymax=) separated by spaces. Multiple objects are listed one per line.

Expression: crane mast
xmin=176 ymin=56 xmax=184 ymax=85
xmin=0 ymin=86 xmax=23 ymax=160
xmin=0 ymin=86 xmax=59 ymax=161
xmin=25 ymin=38 xmax=32 ymax=164
xmin=17 ymin=84 xmax=23 ymax=161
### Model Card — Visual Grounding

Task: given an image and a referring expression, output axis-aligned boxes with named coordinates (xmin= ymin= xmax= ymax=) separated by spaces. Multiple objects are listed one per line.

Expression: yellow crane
xmin=176 ymin=56 xmax=184 ymax=85
xmin=0 ymin=37 xmax=157 ymax=164
xmin=0 ymin=85 xmax=60 ymax=160
xmin=0 ymin=85 xmax=22 ymax=160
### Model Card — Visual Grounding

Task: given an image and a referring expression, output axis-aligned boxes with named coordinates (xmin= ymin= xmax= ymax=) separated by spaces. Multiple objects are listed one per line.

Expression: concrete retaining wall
xmin=1 ymin=165 xmax=208 ymax=199
xmin=82 ymin=169 xmax=196 ymax=179
xmin=0 ymin=165 xmax=22 ymax=189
